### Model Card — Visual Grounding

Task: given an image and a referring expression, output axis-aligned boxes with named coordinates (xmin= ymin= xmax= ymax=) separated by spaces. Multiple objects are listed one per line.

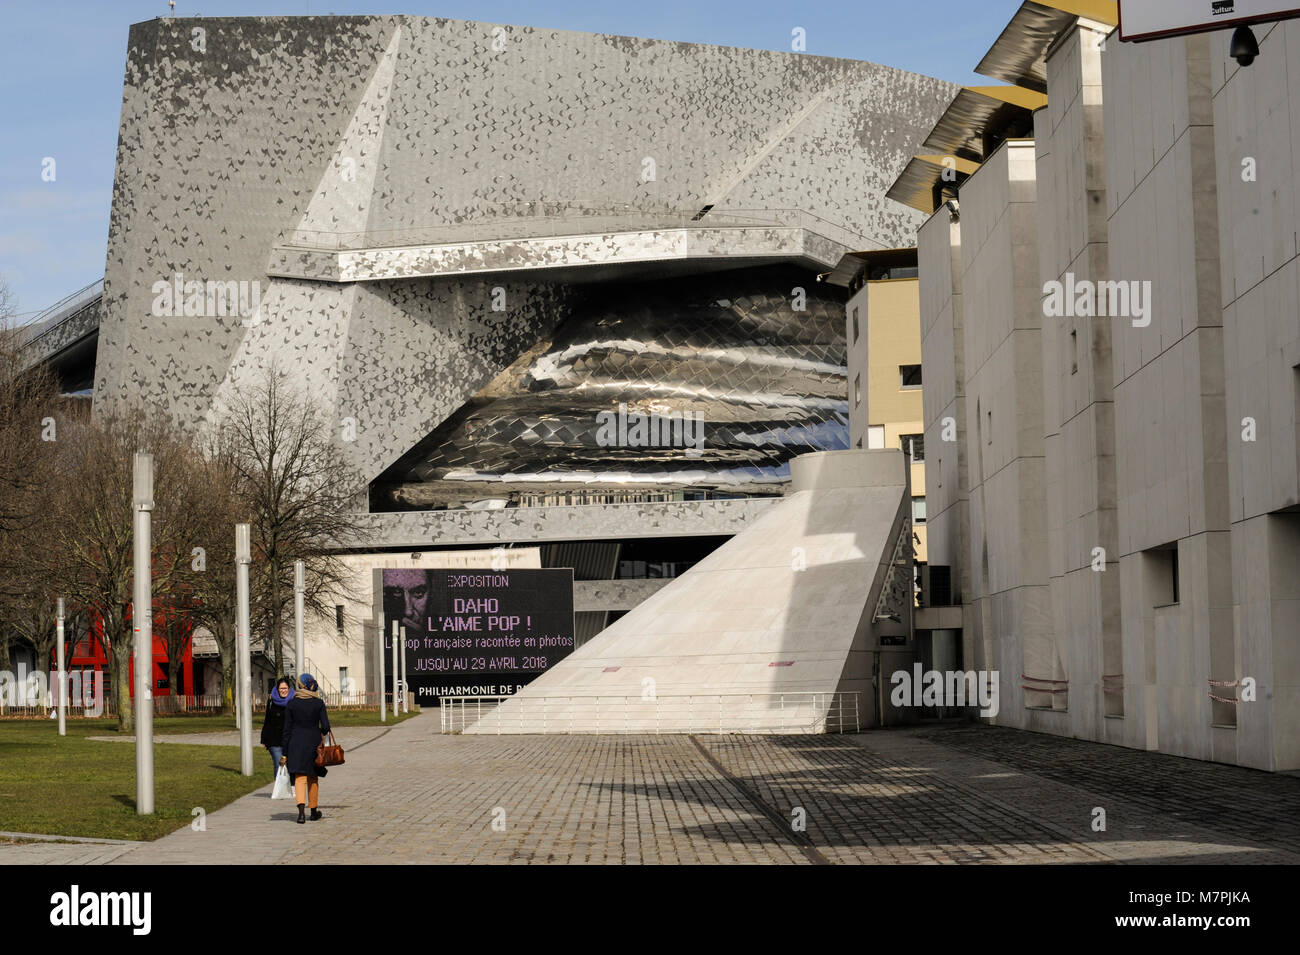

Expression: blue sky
xmin=0 ymin=0 xmax=1021 ymax=319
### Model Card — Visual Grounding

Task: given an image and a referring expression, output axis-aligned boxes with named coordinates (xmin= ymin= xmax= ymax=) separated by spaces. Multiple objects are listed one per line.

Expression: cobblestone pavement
xmin=2 ymin=715 xmax=1296 ymax=864
xmin=0 ymin=840 xmax=137 ymax=864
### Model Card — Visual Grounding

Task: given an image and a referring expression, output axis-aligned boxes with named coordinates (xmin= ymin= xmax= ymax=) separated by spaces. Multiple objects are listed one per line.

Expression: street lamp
xmin=55 ymin=597 xmax=66 ymax=737
xmin=376 ymin=611 xmax=386 ymax=722
xmin=235 ymin=523 xmax=253 ymax=776
xmin=392 ymin=619 xmax=399 ymax=717
xmin=132 ymin=452 xmax=155 ymax=814
xmin=294 ymin=560 xmax=305 ymax=679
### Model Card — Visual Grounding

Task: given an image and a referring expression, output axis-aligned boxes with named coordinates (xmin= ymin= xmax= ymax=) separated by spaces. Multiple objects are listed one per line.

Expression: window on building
xmin=900 ymin=364 xmax=923 ymax=389
xmin=867 ymin=425 xmax=885 ymax=449
xmin=854 ymin=374 xmax=862 ymax=406
xmin=335 ymin=604 xmax=344 ymax=635
xmin=339 ymin=666 xmax=350 ymax=698
xmin=1070 ymin=328 xmax=1078 ymax=375
xmin=1148 ymin=544 xmax=1179 ymax=607
xmin=852 ymin=307 xmax=860 ymax=343
xmin=987 ymin=409 xmax=993 ymax=445
xmin=901 ymin=433 xmax=924 ymax=461
xmin=912 ymin=497 xmax=927 ymax=524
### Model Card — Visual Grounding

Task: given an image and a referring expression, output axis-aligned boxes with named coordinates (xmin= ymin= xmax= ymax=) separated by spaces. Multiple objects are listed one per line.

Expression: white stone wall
xmin=917 ymin=209 xmax=970 ymax=610
xmin=1036 ymin=23 xmax=1122 ymax=741
xmin=912 ymin=16 xmax=1300 ymax=771
xmin=956 ymin=140 xmax=1056 ymax=728
xmin=1104 ymin=31 xmax=1235 ymax=764
xmin=1210 ymin=21 xmax=1300 ymax=770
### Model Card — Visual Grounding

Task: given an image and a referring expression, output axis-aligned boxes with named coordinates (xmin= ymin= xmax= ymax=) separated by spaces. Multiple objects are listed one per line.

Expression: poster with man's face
xmin=382 ymin=568 xmax=433 ymax=642
xmin=379 ymin=567 xmax=575 ymax=703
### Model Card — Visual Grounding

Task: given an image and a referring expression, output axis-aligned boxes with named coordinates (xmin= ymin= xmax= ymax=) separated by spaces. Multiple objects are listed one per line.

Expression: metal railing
xmin=300 ymin=658 xmax=339 ymax=695
xmin=16 ymin=277 xmax=104 ymax=345
xmin=439 ymin=691 xmax=860 ymax=736
xmin=0 ymin=692 xmax=231 ymax=719
xmin=278 ymin=206 xmax=881 ymax=254
xmin=0 ymin=690 xmax=405 ymax=719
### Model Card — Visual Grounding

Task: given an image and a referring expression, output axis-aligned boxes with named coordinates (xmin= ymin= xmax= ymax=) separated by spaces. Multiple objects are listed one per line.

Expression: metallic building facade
xmin=85 ymin=15 xmax=954 ymax=680
xmin=83 ymin=14 xmax=956 ymax=680
xmin=93 ymin=15 xmax=954 ymax=514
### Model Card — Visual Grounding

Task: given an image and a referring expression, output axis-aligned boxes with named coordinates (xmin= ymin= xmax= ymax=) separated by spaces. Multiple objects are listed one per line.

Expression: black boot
xmin=296 ymin=803 xmax=306 ymax=824
xmin=309 ymin=808 xmax=323 ymax=821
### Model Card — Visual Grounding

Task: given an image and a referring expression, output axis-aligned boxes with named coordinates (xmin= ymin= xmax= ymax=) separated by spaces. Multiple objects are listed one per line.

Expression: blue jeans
xmin=266 ymin=745 xmax=283 ymax=775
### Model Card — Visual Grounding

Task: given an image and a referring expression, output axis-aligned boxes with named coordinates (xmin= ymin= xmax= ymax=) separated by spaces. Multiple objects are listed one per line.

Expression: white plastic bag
xmin=271 ymin=764 xmax=292 ymax=800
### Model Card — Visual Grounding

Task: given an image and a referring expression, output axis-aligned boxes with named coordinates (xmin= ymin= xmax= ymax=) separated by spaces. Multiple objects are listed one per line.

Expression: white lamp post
xmin=132 ymin=452 xmax=155 ymax=814
xmin=235 ymin=523 xmax=254 ymax=776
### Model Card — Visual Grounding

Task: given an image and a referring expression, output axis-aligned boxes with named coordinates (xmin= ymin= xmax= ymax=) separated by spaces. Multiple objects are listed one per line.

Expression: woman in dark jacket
xmin=280 ymin=673 xmax=331 ymax=824
xmin=260 ymin=676 xmax=294 ymax=775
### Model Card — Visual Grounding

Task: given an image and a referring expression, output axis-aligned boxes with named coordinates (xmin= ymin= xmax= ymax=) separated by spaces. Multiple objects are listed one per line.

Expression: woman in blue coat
xmin=280 ymin=673 xmax=331 ymax=824
xmin=259 ymin=676 xmax=294 ymax=775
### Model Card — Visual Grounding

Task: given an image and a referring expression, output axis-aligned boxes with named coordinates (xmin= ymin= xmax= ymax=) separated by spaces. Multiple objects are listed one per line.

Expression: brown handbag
xmin=315 ymin=730 xmax=345 ymax=767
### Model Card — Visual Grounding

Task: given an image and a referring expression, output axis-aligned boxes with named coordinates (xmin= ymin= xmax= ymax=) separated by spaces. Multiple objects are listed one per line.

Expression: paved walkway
xmin=3 ymin=715 xmax=1297 ymax=864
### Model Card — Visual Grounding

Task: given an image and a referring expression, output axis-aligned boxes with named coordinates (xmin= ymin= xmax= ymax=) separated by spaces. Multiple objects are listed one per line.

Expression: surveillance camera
xmin=944 ymin=198 xmax=960 ymax=220
xmin=1230 ymin=25 xmax=1259 ymax=67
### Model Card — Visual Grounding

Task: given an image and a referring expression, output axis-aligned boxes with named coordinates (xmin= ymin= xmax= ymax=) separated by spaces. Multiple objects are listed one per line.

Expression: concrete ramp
xmin=462 ymin=449 xmax=912 ymax=734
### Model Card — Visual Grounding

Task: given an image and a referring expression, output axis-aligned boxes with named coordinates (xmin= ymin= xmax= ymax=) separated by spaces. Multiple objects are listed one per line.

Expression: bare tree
xmin=8 ymin=598 xmax=57 ymax=704
xmin=51 ymin=408 xmax=211 ymax=731
xmin=0 ymin=275 xmax=62 ymax=686
xmin=158 ymin=594 xmax=194 ymax=707
xmin=181 ymin=428 xmax=252 ymax=713
xmin=220 ymin=368 xmax=362 ymax=676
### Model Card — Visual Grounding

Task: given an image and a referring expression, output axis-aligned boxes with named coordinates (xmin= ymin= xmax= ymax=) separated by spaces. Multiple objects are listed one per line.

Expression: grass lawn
xmin=0 ymin=709 xmax=418 ymax=841
xmin=92 ymin=708 xmax=422 ymax=735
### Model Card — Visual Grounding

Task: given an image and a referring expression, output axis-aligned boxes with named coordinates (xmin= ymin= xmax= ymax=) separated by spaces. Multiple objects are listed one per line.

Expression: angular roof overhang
xmin=823 ymin=248 xmax=920 ymax=288
xmin=884 ymin=154 xmax=982 ymax=215
xmin=921 ymin=85 xmax=1048 ymax=163
xmin=975 ymin=0 xmax=1118 ymax=92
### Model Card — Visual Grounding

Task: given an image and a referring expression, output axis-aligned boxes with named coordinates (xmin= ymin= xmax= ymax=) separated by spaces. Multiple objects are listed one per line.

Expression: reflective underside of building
xmin=372 ymin=266 xmax=850 ymax=509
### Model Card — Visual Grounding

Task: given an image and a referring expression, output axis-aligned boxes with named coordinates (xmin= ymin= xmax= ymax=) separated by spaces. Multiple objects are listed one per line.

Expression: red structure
xmin=67 ymin=604 xmax=194 ymax=700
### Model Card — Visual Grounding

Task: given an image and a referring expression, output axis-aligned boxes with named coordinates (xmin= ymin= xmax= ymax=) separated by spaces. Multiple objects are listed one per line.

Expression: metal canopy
xmin=921 ymin=86 xmax=1049 ymax=162
xmin=975 ymin=0 xmax=1118 ymax=92
xmin=823 ymin=248 xmax=920 ymax=289
xmin=885 ymin=154 xmax=981 ymax=215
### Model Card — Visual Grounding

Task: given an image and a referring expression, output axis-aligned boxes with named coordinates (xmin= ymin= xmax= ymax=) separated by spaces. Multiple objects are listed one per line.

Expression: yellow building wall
xmin=845 ymin=276 xmax=926 ymax=564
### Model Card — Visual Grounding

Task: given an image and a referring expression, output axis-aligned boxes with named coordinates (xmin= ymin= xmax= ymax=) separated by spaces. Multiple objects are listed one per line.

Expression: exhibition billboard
xmin=378 ymin=567 xmax=575 ymax=704
xmin=1119 ymin=0 xmax=1300 ymax=42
